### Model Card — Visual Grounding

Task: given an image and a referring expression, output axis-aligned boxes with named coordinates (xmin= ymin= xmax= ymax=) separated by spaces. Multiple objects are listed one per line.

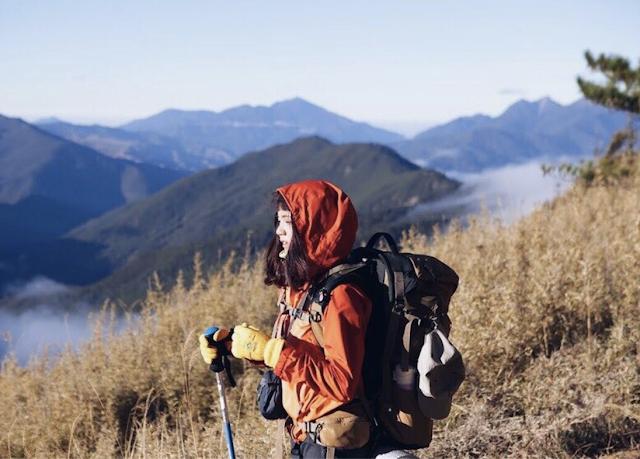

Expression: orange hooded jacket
xmin=272 ymin=180 xmax=372 ymax=442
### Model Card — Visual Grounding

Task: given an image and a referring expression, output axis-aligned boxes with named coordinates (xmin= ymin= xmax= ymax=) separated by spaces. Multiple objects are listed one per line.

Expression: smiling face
xmin=276 ymin=209 xmax=293 ymax=259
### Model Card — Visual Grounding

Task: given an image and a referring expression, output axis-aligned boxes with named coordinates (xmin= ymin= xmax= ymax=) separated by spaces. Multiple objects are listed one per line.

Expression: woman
xmin=200 ymin=179 xmax=374 ymax=458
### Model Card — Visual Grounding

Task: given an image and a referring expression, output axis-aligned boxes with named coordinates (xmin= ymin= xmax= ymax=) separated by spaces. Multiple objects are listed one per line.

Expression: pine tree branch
xmin=577 ymin=78 xmax=639 ymax=113
xmin=579 ymin=51 xmax=640 ymax=115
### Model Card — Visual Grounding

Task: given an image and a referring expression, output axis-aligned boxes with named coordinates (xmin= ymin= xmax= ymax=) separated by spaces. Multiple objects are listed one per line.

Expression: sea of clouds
xmin=406 ymin=160 xmax=572 ymax=224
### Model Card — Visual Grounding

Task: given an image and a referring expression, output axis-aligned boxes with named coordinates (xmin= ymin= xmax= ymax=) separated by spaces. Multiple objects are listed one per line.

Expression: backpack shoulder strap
xmin=295 ymin=262 xmax=367 ymax=348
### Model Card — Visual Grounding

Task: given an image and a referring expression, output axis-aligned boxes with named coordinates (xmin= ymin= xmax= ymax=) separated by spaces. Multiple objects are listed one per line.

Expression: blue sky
xmin=1 ymin=0 xmax=638 ymax=132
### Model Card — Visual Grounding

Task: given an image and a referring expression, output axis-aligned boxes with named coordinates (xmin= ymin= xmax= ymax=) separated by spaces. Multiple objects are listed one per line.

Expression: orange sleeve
xmin=273 ymin=283 xmax=372 ymax=403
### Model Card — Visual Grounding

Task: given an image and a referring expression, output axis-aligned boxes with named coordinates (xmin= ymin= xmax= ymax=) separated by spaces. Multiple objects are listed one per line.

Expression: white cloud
xmin=407 ymin=160 xmax=572 ymax=224
xmin=3 ymin=276 xmax=69 ymax=299
xmin=0 ymin=302 xmax=136 ymax=365
xmin=0 ymin=304 xmax=92 ymax=364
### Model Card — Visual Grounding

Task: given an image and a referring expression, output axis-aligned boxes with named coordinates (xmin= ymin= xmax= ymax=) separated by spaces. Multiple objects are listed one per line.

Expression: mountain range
xmin=2 ymin=136 xmax=458 ymax=304
xmin=393 ymin=97 xmax=627 ymax=172
xmin=71 ymin=136 xmax=458 ymax=302
xmin=37 ymin=121 xmax=211 ymax=171
xmin=0 ymin=115 xmax=186 ymax=243
xmin=39 ymin=98 xmax=404 ymax=171
xmin=3 ymin=95 xmax=629 ymax=305
xmin=0 ymin=115 xmax=186 ymax=288
xmin=38 ymin=97 xmax=627 ymax=174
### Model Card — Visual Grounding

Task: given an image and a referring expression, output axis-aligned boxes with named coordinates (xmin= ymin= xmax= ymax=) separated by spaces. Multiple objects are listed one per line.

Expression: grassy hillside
xmin=1 ymin=155 xmax=638 ymax=458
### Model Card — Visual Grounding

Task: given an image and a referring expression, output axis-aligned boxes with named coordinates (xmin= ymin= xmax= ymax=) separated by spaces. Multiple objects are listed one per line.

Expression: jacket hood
xmin=276 ymin=180 xmax=358 ymax=281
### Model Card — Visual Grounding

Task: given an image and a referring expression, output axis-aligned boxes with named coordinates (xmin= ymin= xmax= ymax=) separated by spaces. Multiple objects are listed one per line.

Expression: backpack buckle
xmin=303 ymin=421 xmax=323 ymax=443
xmin=314 ymin=287 xmax=330 ymax=307
xmin=309 ymin=311 xmax=322 ymax=323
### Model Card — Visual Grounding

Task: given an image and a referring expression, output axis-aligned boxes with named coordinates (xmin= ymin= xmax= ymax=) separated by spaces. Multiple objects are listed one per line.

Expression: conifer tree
xmin=577 ymin=51 xmax=639 ymax=114
xmin=577 ymin=51 xmax=639 ymax=156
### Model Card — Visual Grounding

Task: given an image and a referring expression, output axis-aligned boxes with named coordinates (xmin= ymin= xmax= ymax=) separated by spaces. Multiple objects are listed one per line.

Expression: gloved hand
xmin=199 ymin=326 xmax=232 ymax=364
xmin=232 ymin=323 xmax=285 ymax=367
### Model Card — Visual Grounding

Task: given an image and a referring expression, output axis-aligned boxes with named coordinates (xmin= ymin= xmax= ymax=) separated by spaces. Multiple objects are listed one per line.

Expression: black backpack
xmin=291 ymin=232 xmax=460 ymax=449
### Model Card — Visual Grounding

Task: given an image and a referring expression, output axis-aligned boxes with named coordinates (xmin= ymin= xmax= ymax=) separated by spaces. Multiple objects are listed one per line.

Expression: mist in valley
xmin=0 ymin=277 xmax=129 ymax=364
xmin=407 ymin=160 xmax=572 ymax=225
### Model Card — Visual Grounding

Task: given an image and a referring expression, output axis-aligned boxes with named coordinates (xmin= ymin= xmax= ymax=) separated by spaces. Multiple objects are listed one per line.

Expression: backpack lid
xmin=416 ymin=328 xmax=465 ymax=420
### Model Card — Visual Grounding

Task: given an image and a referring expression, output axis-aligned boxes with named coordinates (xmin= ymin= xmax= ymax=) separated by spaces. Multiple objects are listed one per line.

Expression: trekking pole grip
xmin=204 ymin=329 xmax=227 ymax=374
xmin=204 ymin=329 xmax=237 ymax=387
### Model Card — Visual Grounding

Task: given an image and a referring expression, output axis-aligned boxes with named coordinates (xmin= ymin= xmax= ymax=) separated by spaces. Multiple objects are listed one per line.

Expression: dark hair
xmin=264 ymin=192 xmax=313 ymax=289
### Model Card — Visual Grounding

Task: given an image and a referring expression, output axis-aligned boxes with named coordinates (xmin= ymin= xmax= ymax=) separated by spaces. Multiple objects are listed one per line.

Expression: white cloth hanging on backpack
xmin=417 ymin=327 xmax=465 ymax=420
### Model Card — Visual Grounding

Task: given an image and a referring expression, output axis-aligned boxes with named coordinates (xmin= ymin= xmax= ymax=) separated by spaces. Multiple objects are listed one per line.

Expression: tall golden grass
xmin=1 ymin=156 xmax=639 ymax=458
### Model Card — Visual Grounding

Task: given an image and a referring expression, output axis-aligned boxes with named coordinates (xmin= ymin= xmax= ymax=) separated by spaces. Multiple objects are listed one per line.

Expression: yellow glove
xmin=231 ymin=323 xmax=286 ymax=367
xmin=231 ymin=323 xmax=270 ymax=361
xmin=199 ymin=327 xmax=232 ymax=364
xmin=264 ymin=337 xmax=286 ymax=368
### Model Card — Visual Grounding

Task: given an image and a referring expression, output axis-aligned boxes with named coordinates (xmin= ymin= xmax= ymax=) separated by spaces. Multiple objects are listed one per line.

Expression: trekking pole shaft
xmin=216 ymin=372 xmax=236 ymax=459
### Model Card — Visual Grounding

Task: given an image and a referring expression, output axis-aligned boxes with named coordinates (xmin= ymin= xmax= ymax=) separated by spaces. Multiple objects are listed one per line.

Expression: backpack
xmin=291 ymin=232 xmax=463 ymax=449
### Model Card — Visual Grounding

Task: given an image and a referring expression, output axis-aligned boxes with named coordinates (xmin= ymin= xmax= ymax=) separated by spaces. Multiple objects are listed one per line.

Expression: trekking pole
xmin=204 ymin=328 xmax=237 ymax=459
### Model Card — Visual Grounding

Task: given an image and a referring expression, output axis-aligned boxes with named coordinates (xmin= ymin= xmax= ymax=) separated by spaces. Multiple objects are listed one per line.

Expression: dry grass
xmin=1 ymin=158 xmax=639 ymax=458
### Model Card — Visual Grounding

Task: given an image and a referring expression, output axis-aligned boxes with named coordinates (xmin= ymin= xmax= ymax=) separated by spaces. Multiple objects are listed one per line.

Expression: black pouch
xmin=257 ymin=370 xmax=287 ymax=420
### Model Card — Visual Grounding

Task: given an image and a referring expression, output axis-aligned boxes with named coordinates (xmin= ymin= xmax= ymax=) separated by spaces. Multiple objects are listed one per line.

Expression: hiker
xmin=200 ymin=180 xmax=415 ymax=458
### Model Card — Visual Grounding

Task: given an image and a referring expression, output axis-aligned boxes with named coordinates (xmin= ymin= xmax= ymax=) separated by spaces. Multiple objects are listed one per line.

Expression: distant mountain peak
xmin=501 ymin=96 xmax=562 ymax=119
xmin=270 ymin=97 xmax=329 ymax=114
xmin=35 ymin=116 xmax=65 ymax=125
xmin=273 ymin=96 xmax=315 ymax=107
xmin=118 ymin=98 xmax=403 ymax=162
xmin=289 ymin=135 xmax=334 ymax=147
xmin=536 ymin=96 xmax=555 ymax=104
xmin=535 ymin=96 xmax=562 ymax=113
xmin=504 ymin=98 xmax=536 ymax=113
xmin=396 ymin=94 xmax=627 ymax=173
xmin=154 ymin=108 xmax=185 ymax=116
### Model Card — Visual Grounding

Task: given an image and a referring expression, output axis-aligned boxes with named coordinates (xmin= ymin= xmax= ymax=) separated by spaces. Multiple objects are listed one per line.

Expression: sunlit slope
xmin=1 ymin=156 xmax=638 ymax=458
xmin=69 ymin=136 xmax=458 ymax=303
